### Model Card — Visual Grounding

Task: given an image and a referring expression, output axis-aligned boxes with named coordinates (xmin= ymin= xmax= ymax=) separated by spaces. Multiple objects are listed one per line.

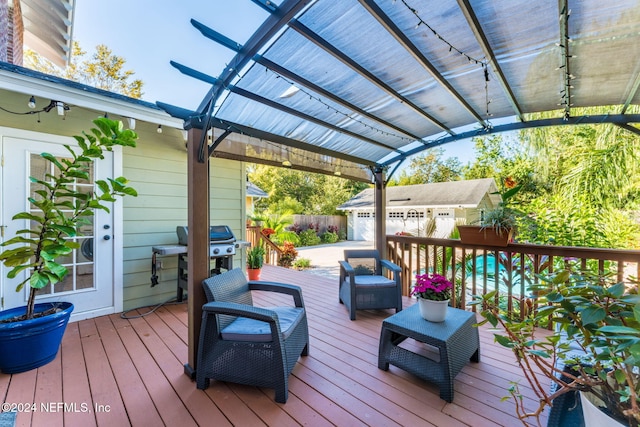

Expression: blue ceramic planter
xmin=0 ymin=302 xmax=73 ymax=373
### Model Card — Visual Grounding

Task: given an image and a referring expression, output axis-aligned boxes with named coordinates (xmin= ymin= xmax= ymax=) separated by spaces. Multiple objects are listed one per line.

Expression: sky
xmin=71 ymin=0 xmax=477 ymax=165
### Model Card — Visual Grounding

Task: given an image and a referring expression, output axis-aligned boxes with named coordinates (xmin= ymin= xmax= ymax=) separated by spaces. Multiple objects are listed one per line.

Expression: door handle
xmin=103 ymin=235 xmax=111 ymax=241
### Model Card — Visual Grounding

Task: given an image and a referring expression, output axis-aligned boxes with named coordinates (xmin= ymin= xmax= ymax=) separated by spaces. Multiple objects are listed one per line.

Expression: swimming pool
xmin=463 ymin=254 xmax=531 ymax=296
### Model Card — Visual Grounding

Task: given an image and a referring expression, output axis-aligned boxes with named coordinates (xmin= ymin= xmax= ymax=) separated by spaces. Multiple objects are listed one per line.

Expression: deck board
xmin=0 ymin=265 xmax=550 ymax=426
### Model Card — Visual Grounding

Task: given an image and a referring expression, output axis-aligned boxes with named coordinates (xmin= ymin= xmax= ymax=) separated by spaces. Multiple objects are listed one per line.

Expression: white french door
xmin=1 ymin=130 xmax=117 ymax=320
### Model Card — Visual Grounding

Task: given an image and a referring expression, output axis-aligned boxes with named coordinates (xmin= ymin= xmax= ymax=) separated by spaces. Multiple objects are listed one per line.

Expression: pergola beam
xmin=457 ymin=0 xmax=525 ymax=121
xmin=358 ymin=0 xmax=487 ymax=126
xmin=157 ymin=100 xmax=376 ymax=172
xmin=254 ymin=55 xmax=422 ymax=141
xmin=170 ymin=60 xmax=400 ymax=152
xmin=289 ymin=19 xmax=455 ymax=135
xmin=558 ymin=0 xmax=572 ymax=120
xmin=193 ymin=0 xmax=311 ymax=116
xmin=381 ymin=114 xmax=640 ymax=166
xmin=212 ymin=117 xmax=378 ymax=167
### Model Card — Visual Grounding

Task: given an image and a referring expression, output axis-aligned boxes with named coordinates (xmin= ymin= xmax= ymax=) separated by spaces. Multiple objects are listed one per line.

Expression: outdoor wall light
xmin=28 ymin=96 xmax=36 ymax=109
xmin=127 ymin=117 xmax=136 ymax=130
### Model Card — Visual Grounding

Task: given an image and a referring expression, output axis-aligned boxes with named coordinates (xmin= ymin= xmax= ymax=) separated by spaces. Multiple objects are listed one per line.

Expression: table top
xmin=382 ymin=304 xmax=477 ymax=342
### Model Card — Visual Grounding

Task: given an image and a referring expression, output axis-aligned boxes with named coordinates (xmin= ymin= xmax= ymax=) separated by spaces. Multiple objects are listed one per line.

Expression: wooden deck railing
xmin=246 ymin=226 xmax=283 ymax=266
xmin=386 ymin=235 xmax=640 ymax=320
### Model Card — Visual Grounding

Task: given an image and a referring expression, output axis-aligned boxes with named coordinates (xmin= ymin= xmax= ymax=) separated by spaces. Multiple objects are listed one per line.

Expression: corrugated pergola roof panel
xmin=260 ymin=29 xmax=443 ymax=138
xmin=160 ymin=0 xmax=640 ymax=182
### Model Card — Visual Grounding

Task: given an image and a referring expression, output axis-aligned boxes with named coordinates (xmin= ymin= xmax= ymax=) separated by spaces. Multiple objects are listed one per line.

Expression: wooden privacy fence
xmin=292 ymin=215 xmax=346 ymax=235
xmin=386 ymin=234 xmax=640 ymax=321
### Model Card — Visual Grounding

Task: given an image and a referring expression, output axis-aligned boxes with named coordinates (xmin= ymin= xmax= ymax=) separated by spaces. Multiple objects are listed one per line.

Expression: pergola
xmin=157 ymin=0 xmax=640 ymax=374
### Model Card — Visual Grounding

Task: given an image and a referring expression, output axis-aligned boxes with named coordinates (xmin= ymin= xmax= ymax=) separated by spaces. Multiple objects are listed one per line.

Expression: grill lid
xmin=176 ymin=225 xmax=236 ymax=245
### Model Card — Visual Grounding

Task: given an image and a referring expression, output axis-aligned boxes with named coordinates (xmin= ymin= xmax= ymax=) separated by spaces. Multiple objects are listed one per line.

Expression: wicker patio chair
xmin=196 ymin=268 xmax=309 ymax=403
xmin=338 ymin=249 xmax=402 ymax=320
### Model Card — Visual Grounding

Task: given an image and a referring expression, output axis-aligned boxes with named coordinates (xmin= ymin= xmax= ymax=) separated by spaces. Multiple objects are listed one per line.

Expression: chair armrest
xmin=338 ymin=260 xmax=355 ymax=275
xmin=202 ymin=301 xmax=278 ymax=324
xmin=381 ymin=259 xmax=401 ymax=274
xmin=248 ymin=280 xmax=305 ymax=307
xmin=338 ymin=260 xmax=355 ymax=283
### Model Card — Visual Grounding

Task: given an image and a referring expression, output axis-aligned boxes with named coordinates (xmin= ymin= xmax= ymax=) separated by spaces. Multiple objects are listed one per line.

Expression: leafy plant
xmin=246 ymin=245 xmax=265 ymax=269
xmin=298 ymin=229 xmax=321 ymax=247
xmin=411 ymin=274 xmax=453 ymax=301
xmin=0 ymin=118 xmax=137 ymax=320
xmin=479 ymin=177 xmax=522 ymax=236
xmin=277 ymin=242 xmax=298 ymax=268
xmin=292 ymin=258 xmax=311 ymax=270
xmin=471 ymin=269 xmax=640 ymax=426
xmin=320 ymin=231 xmax=338 ymax=244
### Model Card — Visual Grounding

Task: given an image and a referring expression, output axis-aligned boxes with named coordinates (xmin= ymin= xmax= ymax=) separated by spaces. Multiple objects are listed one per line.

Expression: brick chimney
xmin=0 ymin=0 xmax=23 ymax=66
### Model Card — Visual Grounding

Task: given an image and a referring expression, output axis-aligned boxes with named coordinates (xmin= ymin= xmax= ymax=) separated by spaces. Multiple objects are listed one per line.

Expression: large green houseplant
xmin=0 ymin=118 xmax=137 ymax=373
xmin=472 ymin=268 xmax=640 ymax=426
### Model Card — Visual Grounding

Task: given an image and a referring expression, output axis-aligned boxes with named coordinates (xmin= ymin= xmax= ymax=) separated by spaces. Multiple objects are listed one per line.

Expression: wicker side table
xmin=378 ymin=304 xmax=480 ymax=402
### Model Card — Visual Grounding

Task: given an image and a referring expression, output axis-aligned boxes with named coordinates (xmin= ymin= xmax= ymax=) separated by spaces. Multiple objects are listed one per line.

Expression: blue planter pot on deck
xmin=0 ymin=302 xmax=73 ymax=374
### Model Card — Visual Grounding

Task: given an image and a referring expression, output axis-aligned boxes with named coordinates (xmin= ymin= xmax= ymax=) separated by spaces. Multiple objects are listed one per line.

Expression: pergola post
xmin=184 ymin=123 xmax=210 ymax=378
xmin=374 ymin=167 xmax=387 ymax=257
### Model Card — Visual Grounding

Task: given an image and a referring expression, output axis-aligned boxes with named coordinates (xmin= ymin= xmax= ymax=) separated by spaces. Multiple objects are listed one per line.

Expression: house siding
xmin=122 ymin=126 xmax=245 ymax=311
xmin=0 ymin=88 xmax=246 ymax=313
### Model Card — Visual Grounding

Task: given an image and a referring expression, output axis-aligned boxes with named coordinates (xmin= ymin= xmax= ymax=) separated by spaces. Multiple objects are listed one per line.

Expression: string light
xmin=157 ymin=124 xmax=163 ymax=134
xmin=28 ymin=96 xmax=36 ymax=109
xmin=400 ymin=0 xmax=487 ymax=66
xmin=218 ymin=61 xmax=416 ymax=144
xmin=558 ymin=3 xmax=574 ymax=121
xmin=0 ymin=99 xmax=69 ymax=122
xmin=398 ymin=0 xmax=492 ymax=119
xmin=267 ymin=70 xmax=415 ymax=144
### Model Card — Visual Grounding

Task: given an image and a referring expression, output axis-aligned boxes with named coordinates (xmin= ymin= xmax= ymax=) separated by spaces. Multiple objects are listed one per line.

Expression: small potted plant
xmin=472 ymin=268 xmax=640 ymax=426
xmin=411 ymin=273 xmax=453 ymax=322
xmin=246 ymin=244 xmax=266 ymax=280
xmin=0 ymin=118 xmax=137 ymax=373
xmin=458 ymin=177 xmax=522 ymax=247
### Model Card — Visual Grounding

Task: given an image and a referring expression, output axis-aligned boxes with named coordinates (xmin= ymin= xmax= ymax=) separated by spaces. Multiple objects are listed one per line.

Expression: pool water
xmin=463 ymin=254 xmax=530 ymax=295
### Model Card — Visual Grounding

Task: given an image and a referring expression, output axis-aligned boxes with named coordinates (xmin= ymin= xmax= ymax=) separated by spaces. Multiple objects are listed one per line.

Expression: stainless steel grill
xmin=151 ymin=225 xmax=244 ymax=301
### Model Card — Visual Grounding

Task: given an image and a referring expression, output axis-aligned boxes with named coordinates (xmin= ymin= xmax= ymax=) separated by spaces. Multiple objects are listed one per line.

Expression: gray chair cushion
xmin=353 ymin=275 xmax=396 ymax=288
xmin=221 ymin=306 xmax=305 ymax=342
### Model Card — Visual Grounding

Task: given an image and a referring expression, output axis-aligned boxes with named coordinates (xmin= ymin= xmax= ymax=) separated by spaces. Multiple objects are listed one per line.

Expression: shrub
xmin=278 ymin=241 xmax=298 ymax=268
xmin=292 ymin=258 xmax=312 ymax=270
xmin=298 ymin=228 xmax=321 ymax=246
xmin=320 ymin=231 xmax=339 ymax=243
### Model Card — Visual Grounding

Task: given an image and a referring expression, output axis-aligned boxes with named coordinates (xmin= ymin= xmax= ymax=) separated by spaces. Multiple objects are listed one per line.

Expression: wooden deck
xmin=0 ymin=265 xmax=551 ymax=426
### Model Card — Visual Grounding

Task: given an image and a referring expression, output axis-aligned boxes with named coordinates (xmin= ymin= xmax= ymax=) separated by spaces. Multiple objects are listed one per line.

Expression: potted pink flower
xmin=411 ymin=274 xmax=453 ymax=322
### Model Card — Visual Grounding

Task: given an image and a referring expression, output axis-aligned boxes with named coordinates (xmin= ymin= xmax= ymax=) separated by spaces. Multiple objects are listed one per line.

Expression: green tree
xmin=24 ymin=42 xmax=143 ymax=98
xmin=522 ymin=107 xmax=640 ymax=210
xmin=389 ymin=148 xmax=462 ymax=185
xmin=511 ymin=107 xmax=640 ymax=248
xmin=248 ymin=165 xmax=368 ymax=215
